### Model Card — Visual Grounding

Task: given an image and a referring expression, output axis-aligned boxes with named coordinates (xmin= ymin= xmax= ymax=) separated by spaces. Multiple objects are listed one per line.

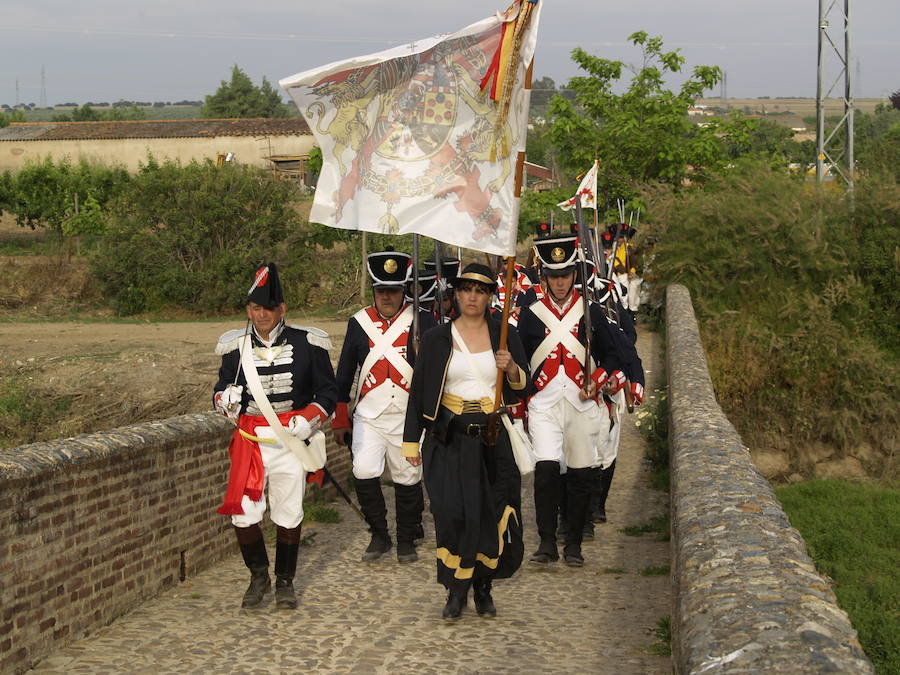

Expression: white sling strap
xmin=239 ymin=335 xmax=326 ymax=472
xmin=528 ymin=300 xmax=589 ymax=375
xmin=354 ymin=305 xmax=415 ymax=405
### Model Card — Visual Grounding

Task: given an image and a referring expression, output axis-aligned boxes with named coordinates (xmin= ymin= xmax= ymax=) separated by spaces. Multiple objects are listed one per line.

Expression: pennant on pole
xmin=279 ymin=0 xmax=542 ymax=256
xmin=557 ymin=159 xmax=598 ymax=212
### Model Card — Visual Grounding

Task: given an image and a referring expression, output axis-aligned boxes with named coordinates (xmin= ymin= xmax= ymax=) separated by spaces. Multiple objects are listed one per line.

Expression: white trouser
xmin=593 ymin=390 xmax=626 ymax=469
xmin=351 ymin=413 xmax=422 ymax=486
xmin=528 ymin=397 xmax=605 ymax=469
xmin=627 ymin=276 xmax=643 ymax=312
xmin=231 ymin=425 xmax=305 ymax=529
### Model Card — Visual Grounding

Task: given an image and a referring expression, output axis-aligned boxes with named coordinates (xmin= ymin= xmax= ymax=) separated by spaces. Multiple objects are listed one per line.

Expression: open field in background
xmin=9 ymin=105 xmax=204 ymax=122
xmin=5 ymin=98 xmax=887 ymax=124
xmin=697 ymin=97 xmax=885 ymax=118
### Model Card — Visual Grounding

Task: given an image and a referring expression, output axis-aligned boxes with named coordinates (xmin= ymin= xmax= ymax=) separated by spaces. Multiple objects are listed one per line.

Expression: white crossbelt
xmin=354 ymin=305 xmax=414 ymax=405
xmin=528 ymin=300 xmax=589 ymax=375
xmin=239 ymin=335 xmax=326 ymax=472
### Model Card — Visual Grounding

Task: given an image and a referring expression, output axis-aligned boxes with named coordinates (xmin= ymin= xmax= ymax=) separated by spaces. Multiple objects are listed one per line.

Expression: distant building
xmin=0 ymin=118 xmax=314 ymax=173
xmin=687 ymin=106 xmax=714 ymax=117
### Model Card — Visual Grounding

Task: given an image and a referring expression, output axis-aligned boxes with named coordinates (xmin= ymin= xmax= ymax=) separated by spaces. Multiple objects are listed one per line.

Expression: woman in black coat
xmin=402 ymin=263 xmax=530 ymax=620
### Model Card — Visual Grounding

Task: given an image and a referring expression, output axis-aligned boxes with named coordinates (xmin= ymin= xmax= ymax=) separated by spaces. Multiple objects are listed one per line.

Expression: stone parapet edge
xmin=0 ymin=412 xmax=231 ymax=481
xmin=666 ymin=284 xmax=873 ymax=674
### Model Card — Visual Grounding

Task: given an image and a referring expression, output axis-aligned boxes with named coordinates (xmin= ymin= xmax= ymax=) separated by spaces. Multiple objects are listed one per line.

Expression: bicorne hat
xmin=367 ymin=249 xmax=411 ymax=288
xmin=247 ymin=262 xmax=284 ymax=308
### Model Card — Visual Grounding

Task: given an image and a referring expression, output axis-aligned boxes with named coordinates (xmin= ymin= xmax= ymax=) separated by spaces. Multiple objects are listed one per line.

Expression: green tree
xmin=548 ymin=32 xmax=724 ymax=203
xmin=0 ymin=109 xmax=26 ymax=128
xmin=530 ymin=75 xmax=558 ymax=109
xmin=6 ymin=158 xmax=129 ymax=234
xmin=91 ymin=158 xmax=311 ymax=314
xmin=200 ymin=65 xmax=291 ymax=118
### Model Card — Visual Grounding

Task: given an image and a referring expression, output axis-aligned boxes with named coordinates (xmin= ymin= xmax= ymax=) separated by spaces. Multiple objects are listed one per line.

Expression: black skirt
xmin=422 ymin=412 xmax=524 ymax=592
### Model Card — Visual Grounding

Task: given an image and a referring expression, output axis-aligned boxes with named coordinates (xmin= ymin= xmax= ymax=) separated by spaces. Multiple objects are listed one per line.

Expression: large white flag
xmin=557 ymin=160 xmax=598 ymax=211
xmin=280 ymin=1 xmax=542 ymax=256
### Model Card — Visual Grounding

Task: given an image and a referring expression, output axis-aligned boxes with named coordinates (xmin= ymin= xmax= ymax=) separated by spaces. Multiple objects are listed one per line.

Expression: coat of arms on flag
xmin=557 ymin=159 xmax=598 ymax=212
xmin=280 ymin=0 xmax=542 ymax=257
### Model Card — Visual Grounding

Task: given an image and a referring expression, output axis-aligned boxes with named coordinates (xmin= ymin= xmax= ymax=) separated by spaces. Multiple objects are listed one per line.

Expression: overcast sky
xmin=2 ymin=0 xmax=897 ymax=107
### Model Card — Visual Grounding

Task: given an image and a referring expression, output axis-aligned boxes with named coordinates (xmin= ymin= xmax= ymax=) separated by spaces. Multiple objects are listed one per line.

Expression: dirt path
xmin=24 ymin=326 xmax=671 ymax=673
xmin=0 ymin=316 xmax=349 ymax=447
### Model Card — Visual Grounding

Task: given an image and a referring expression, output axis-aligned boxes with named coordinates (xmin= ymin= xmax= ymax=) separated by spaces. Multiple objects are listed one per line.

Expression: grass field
xmin=696 ymin=97 xmax=885 ymax=117
xmin=776 ymin=479 xmax=899 ymax=674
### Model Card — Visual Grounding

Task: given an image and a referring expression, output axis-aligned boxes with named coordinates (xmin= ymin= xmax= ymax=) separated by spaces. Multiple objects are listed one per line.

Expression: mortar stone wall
xmin=666 ymin=283 xmax=873 ymax=673
xmin=0 ymin=412 xmax=351 ymax=674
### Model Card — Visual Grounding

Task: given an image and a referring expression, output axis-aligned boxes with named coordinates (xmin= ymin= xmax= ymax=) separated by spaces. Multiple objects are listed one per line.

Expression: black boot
xmin=394 ymin=482 xmax=422 ymax=563
xmin=473 ymin=578 xmax=496 ymax=617
xmin=556 ymin=471 xmax=569 ymax=543
xmin=442 ymin=585 xmax=468 ymax=621
xmin=235 ymin=525 xmax=270 ymax=609
xmin=529 ymin=461 xmax=561 ymax=564
xmin=588 ymin=466 xmax=603 ymax=522
xmin=356 ymin=477 xmax=392 ymax=561
xmin=596 ymin=460 xmax=616 ymax=523
xmin=563 ymin=467 xmax=592 ymax=567
xmin=583 ymin=519 xmax=595 ymax=541
xmin=413 ymin=482 xmax=426 ymax=544
xmin=274 ymin=526 xmax=300 ymax=610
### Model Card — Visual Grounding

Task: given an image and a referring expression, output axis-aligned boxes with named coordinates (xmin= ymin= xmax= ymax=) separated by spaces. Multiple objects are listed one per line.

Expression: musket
xmin=321 ymin=465 xmax=369 ymax=525
xmin=411 ymin=234 xmax=421 ymax=355
xmin=573 ymin=198 xmax=593 ymax=387
xmin=433 ymin=239 xmax=445 ymax=323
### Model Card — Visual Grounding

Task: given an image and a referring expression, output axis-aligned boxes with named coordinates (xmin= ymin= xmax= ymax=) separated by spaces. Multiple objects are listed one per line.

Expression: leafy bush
xmin=646 ymin=161 xmax=899 ymax=475
xmin=91 ymin=158 xmax=321 ymax=315
xmin=6 ymin=157 xmax=130 ymax=235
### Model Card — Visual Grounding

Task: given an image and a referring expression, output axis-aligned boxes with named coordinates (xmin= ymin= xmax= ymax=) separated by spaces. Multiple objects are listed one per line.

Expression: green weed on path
xmin=776 ymin=479 xmax=899 ymax=674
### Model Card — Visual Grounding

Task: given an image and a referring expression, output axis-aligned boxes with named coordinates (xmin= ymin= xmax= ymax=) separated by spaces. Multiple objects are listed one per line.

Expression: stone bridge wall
xmin=0 ymin=413 xmax=351 ymax=674
xmin=666 ymin=283 xmax=873 ymax=673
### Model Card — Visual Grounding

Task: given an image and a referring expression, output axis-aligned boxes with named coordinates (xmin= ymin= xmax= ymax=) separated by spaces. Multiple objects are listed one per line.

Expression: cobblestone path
xmin=31 ymin=331 xmax=669 ymax=674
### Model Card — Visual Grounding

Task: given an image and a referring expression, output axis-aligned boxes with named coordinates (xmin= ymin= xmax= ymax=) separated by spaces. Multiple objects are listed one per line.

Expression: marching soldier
xmin=517 ymin=234 xmax=627 ymax=567
xmin=332 ymin=249 xmax=437 ymax=563
xmin=589 ymin=276 xmax=645 ymax=527
xmin=214 ymin=262 xmax=338 ymax=610
xmin=425 ymin=257 xmax=460 ymax=323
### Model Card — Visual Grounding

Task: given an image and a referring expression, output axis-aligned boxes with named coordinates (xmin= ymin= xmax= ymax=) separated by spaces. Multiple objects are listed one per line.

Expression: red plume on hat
xmin=247 ymin=262 xmax=284 ymax=307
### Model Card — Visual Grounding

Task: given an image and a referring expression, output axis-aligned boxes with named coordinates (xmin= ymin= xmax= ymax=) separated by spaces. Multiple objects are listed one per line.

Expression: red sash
xmin=216 ymin=411 xmax=295 ymax=515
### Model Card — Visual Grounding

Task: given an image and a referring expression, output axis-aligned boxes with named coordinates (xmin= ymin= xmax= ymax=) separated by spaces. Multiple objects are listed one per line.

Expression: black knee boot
xmin=235 ymin=524 xmax=270 ymax=609
xmin=413 ymin=481 xmax=426 ymax=544
xmin=273 ymin=525 xmax=301 ymax=610
xmin=473 ymin=577 xmax=497 ymax=617
xmin=394 ymin=482 xmax=422 ymax=563
xmin=563 ymin=467 xmax=593 ymax=566
xmin=596 ymin=460 xmax=617 ymax=523
xmin=442 ymin=582 xmax=469 ymax=621
xmin=529 ymin=461 xmax=561 ymax=564
xmin=355 ymin=477 xmax=392 ymax=561
xmin=556 ymin=471 xmax=569 ymax=543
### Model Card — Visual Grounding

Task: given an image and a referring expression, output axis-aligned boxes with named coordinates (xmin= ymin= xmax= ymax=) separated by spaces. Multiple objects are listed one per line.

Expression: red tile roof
xmin=0 ymin=118 xmax=311 ymax=142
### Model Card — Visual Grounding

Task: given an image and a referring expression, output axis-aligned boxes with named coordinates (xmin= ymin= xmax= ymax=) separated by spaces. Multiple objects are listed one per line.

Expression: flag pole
xmin=492 ymin=56 xmax=533 ymax=413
